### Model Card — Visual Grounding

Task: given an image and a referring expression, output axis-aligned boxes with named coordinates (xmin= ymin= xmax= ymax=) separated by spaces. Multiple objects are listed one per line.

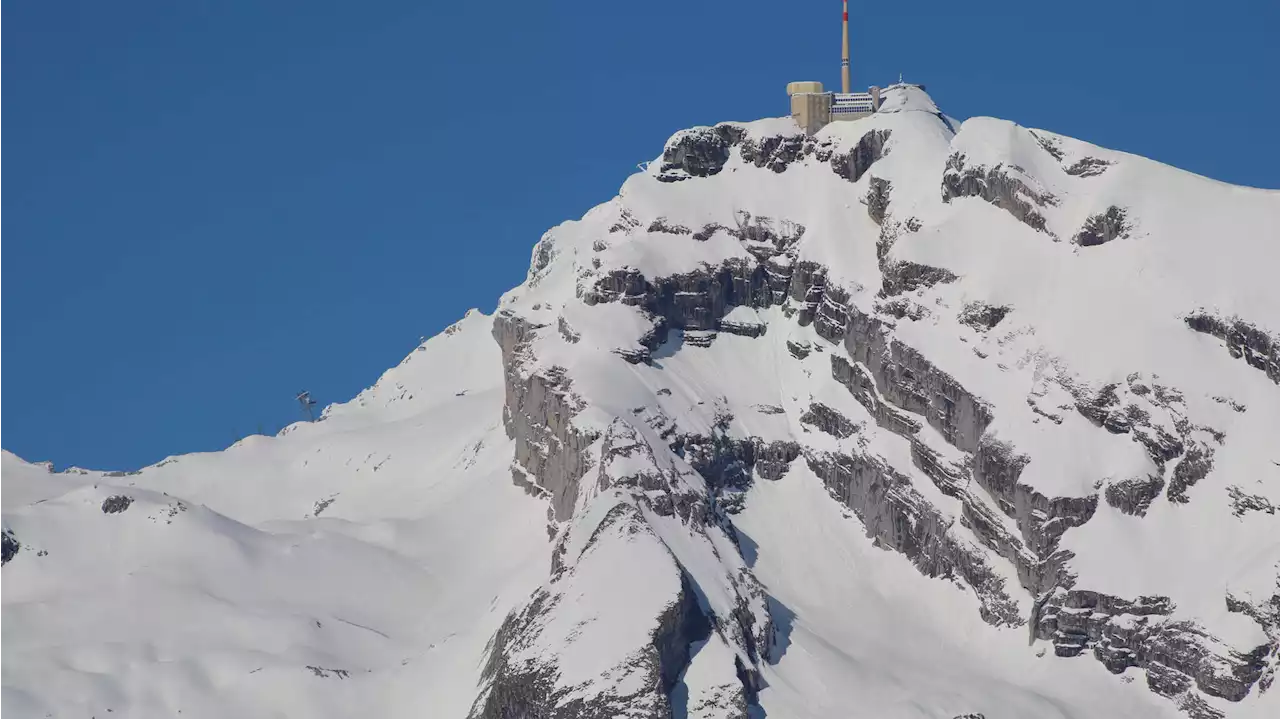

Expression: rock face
xmin=658 ymin=125 xmax=744 ymax=181
xmin=480 ymin=96 xmax=1280 ymax=718
xmin=942 ymin=152 xmax=1059 ymax=235
xmin=101 ymin=495 xmax=133 ymax=514
xmin=1185 ymin=312 xmax=1280 ymax=385
xmin=1074 ymin=205 xmax=1132 ymax=246
xmin=1 ymin=529 xmax=18 ymax=565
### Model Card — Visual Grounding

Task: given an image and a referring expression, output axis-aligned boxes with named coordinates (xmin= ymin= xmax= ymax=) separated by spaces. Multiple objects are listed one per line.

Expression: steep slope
xmin=4 ymin=84 xmax=1278 ymax=719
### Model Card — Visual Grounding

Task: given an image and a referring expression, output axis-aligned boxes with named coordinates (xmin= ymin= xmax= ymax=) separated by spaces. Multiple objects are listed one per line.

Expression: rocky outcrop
xmin=1035 ymin=589 xmax=1272 ymax=709
xmin=1227 ymin=486 xmax=1276 ymax=517
xmin=959 ymin=302 xmax=1011 ymax=331
xmin=658 ymin=125 xmax=890 ymax=184
xmin=101 ymin=495 xmax=133 ymax=514
xmin=942 ymin=152 xmax=1058 ymax=236
xmin=495 ymin=312 xmax=600 ymax=521
xmin=1074 ymin=206 xmax=1132 ymax=246
xmin=468 ymin=568 xmax=713 ymax=719
xmin=2 ymin=529 xmax=18 ymax=565
xmin=1066 ymin=157 xmax=1113 ymax=177
xmin=1168 ymin=446 xmax=1216 ymax=505
xmin=880 ymin=260 xmax=958 ymax=297
xmin=1105 ymin=475 xmax=1167 ymax=516
xmin=740 ymin=133 xmax=811 ymax=174
xmin=658 ymin=125 xmax=745 ymax=181
xmin=843 ymin=304 xmax=992 ymax=453
xmin=799 ymin=402 xmax=860 ymax=439
xmin=648 ymin=217 xmax=692 ymax=235
xmin=1073 ymin=375 xmax=1223 ymax=507
xmin=671 ymin=431 xmax=801 ymax=500
xmin=830 ymin=129 xmax=892 ymax=183
xmin=1032 ymin=132 xmax=1064 ymax=161
xmin=805 ymin=446 xmax=1024 ymax=626
xmin=865 ymin=176 xmax=892 ymax=225
xmin=1185 ymin=312 xmax=1280 ymax=385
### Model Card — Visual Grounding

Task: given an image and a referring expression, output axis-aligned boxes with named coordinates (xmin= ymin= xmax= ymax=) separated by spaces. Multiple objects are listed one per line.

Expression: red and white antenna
xmin=841 ymin=0 xmax=851 ymax=94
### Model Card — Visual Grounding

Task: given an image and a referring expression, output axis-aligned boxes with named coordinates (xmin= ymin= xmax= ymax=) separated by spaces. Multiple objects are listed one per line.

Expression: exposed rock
xmin=959 ymin=302 xmax=1011 ymax=331
xmin=1037 ymin=587 xmax=1269 ymax=708
xmin=614 ymin=347 xmax=652 ymax=364
xmin=754 ymin=440 xmax=802 ymax=481
xmin=1032 ymin=131 xmax=1065 ymax=161
xmin=1179 ymin=693 xmax=1226 ymax=719
xmin=1066 ymin=157 xmax=1113 ymax=177
xmin=648 ymin=217 xmax=692 ymax=235
xmin=558 ymin=316 xmax=581 ymax=344
xmin=800 ymin=403 xmax=860 ymax=439
xmin=880 ymin=260 xmax=958 ymax=297
xmin=865 ymin=176 xmax=892 ymax=225
xmin=1168 ymin=446 xmax=1215 ymax=505
xmin=1185 ymin=312 xmax=1280 ymax=384
xmin=728 ymin=212 xmax=805 ymax=261
xmin=693 ymin=222 xmax=730 ymax=242
xmin=2 ymin=529 xmax=18 ymax=565
xmin=875 ymin=297 xmax=929 ymax=321
xmin=740 ymin=133 xmax=814 ymax=173
xmin=495 ymin=313 xmax=600 ymax=521
xmin=1074 ymin=206 xmax=1132 ymax=246
xmin=805 ymin=447 xmax=1024 ymax=626
xmin=830 ymin=129 xmax=891 ymax=183
xmin=671 ymin=432 xmax=801 ymax=492
xmin=470 ymin=504 xmax=719 ymax=719
xmin=942 ymin=152 xmax=1058 ymax=236
xmin=1226 ymin=486 xmax=1276 ymax=517
xmin=843 ymin=304 xmax=992 ymax=453
xmin=101 ymin=495 xmax=134 ymax=514
xmin=1106 ymin=475 xmax=1166 ymax=516
xmin=658 ymin=124 xmax=745 ymax=181
xmin=609 ymin=209 xmax=642 ymax=233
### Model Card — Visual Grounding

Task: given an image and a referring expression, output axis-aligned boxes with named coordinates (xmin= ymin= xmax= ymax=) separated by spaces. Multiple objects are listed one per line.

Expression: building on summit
xmin=787 ymin=0 xmax=881 ymax=134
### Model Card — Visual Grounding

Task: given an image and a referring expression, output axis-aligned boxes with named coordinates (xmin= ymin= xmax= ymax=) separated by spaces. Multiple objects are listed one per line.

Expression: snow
xmin=736 ymin=462 xmax=1175 ymax=719
xmin=6 ymin=82 xmax=1279 ymax=718
xmin=3 ymin=312 xmax=551 ymax=719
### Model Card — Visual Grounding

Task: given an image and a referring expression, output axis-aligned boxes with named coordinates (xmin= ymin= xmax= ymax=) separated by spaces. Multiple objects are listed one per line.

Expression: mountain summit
xmin=5 ymin=84 xmax=1279 ymax=719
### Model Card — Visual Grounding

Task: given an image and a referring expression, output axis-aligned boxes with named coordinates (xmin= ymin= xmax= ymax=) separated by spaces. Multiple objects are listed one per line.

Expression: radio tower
xmin=841 ymin=0 xmax=851 ymax=93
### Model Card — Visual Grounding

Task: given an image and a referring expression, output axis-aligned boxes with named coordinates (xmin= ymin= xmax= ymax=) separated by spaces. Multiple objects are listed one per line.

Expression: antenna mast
xmin=841 ymin=0 xmax=851 ymax=94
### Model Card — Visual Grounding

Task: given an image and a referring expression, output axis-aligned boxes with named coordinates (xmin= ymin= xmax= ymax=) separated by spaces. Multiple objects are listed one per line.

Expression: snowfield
xmin=5 ymin=84 xmax=1279 ymax=719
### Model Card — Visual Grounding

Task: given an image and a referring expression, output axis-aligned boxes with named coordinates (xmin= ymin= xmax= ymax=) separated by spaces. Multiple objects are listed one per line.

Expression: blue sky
xmin=4 ymin=0 xmax=1278 ymax=471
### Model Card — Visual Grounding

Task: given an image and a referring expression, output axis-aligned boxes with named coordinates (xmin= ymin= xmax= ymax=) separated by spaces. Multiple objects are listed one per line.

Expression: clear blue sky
xmin=5 ymin=0 xmax=1278 ymax=471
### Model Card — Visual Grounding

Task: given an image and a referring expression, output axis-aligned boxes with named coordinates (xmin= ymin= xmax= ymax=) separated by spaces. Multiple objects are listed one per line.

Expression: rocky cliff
xmin=472 ymin=84 xmax=1280 ymax=718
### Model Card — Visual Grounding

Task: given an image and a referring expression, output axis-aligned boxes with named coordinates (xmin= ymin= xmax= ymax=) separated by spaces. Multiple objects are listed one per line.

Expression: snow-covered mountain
xmin=4 ymin=84 xmax=1278 ymax=719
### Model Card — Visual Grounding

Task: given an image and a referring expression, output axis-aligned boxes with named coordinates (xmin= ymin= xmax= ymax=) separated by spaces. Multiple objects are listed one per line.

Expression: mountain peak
xmin=5 ymin=88 xmax=1279 ymax=719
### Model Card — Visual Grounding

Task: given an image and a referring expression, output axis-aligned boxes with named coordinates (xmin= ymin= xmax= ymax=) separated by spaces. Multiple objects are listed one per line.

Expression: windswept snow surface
xmin=3 ymin=312 xmax=552 ymax=718
xmin=5 ymin=84 xmax=1279 ymax=718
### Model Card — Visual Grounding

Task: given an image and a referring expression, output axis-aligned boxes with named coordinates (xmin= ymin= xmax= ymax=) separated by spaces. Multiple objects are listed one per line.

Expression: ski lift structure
xmin=296 ymin=391 xmax=317 ymax=421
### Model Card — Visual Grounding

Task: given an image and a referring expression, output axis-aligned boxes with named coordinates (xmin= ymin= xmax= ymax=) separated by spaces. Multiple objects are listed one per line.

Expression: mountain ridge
xmin=4 ymin=83 xmax=1278 ymax=719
